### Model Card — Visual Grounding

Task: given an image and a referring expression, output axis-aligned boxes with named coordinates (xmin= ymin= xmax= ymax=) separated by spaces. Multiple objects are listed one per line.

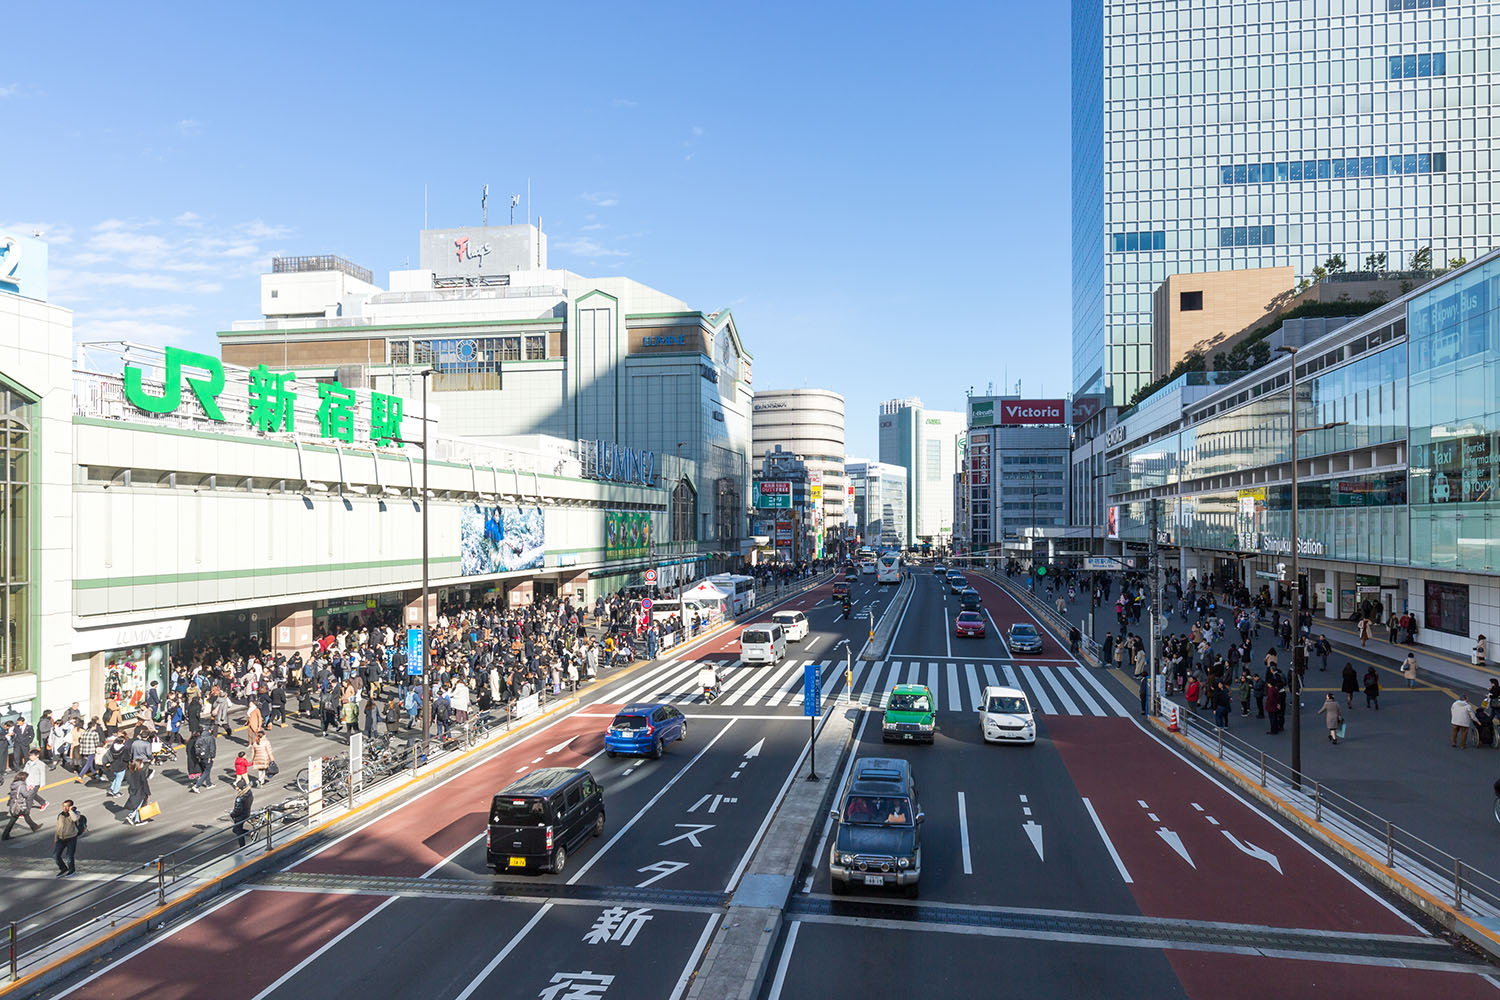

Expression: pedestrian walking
xmin=230 ymin=778 xmax=254 ymax=848
xmin=1358 ymin=616 xmax=1373 ymax=648
xmin=249 ymin=735 xmax=274 ymax=786
xmin=105 ymin=734 xmax=130 ymax=797
xmin=189 ymin=724 xmax=216 ymax=792
xmin=1474 ymin=635 xmax=1489 ymax=667
xmin=1363 ymin=666 xmax=1381 ymax=709
xmin=246 ymin=699 xmax=264 ymax=746
xmin=1320 ymin=694 xmax=1342 ymax=744
xmin=53 ymin=800 xmax=83 ymax=877
xmin=1451 ymin=695 xmax=1479 ymax=749
xmin=123 ymin=760 xmax=152 ymax=824
xmin=1340 ymin=662 xmax=1359 ymax=708
xmin=1402 ymin=652 xmax=1419 ymax=688
xmin=3 ymin=770 xmax=41 ymax=839
xmin=1265 ymin=681 xmax=1284 ymax=734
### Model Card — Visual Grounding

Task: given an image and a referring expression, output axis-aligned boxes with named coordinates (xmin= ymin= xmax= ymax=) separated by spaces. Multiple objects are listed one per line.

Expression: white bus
xmin=876 ymin=551 xmax=902 ymax=585
xmin=706 ymin=574 xmax=757 ymax=614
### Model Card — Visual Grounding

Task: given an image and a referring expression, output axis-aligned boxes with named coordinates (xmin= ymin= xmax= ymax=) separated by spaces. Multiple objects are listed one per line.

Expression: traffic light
xmin=1036 ymin=565 xmax=1048 ymax=577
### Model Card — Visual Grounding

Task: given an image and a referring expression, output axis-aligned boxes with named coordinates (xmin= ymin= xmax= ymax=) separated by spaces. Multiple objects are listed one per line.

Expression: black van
xmin=487 ymin=767 xmax=605 ymax=875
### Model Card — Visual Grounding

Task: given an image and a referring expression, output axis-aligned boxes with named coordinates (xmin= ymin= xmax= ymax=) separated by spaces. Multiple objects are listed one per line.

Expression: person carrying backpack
xmin=189 ymin=724 xmax=216 ymax=792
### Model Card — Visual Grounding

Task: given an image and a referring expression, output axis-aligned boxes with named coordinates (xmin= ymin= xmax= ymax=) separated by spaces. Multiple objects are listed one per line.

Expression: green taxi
xmin=882 ymin=684 xmax=936 ymax=744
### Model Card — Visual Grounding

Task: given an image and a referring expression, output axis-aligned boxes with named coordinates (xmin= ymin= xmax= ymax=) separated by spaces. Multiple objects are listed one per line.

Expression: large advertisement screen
xmin=606 ymin=511 xmax=652 ymax=560
xmin=460 ymin=505 xmax=546 ymax=576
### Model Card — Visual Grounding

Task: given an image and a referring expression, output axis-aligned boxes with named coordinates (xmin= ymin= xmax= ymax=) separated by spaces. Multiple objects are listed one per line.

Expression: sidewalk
xmin=1038 ymin=574 xmax=1500 ymax=882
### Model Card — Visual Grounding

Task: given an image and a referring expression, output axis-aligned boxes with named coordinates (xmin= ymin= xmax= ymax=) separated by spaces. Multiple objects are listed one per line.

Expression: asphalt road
xmin=32 ymin=574 xmax=892 ymax=1000
xmin=759 ymin=570 xmax=1500 ymax=1000
xmin=29 ymin=569 xmax=1500 ymax=1000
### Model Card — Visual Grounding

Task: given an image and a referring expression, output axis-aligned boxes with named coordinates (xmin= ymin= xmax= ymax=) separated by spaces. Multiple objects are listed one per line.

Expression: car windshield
xmin=611 ymin=714 xmax=649 ymax=731
xmin=742 ymin=631 xmax=771 ymax=644
xmin=987 ymin=696 xmax=1029 ymax=714
xmin=888 ymin=693 xmax=931 ymax=713
xmin=958 ymin=612 xmax=982 ymax=623
xmin=1011 ymin=626 xmax=1038 ymax=638
xmin=843 ymin=795 xmax=913 ymax=826
xmin=772 ymin=615 xmax=796 ymax=626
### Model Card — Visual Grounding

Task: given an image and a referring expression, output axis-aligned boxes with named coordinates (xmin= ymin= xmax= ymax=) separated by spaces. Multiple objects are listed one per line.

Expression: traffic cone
xmin=1167 ymin=703 xmax=1181 ymax=733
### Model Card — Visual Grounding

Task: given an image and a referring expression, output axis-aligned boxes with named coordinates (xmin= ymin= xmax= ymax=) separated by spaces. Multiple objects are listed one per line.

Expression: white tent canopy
xmin=683 ymin=582 xmax=729 ymax=602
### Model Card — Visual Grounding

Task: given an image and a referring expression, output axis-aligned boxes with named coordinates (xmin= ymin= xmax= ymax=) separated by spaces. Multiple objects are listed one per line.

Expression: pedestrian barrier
xmin=1161 ymin=695 xmax=1500 ymax=960
xmin=977 ymin=569 xmax=1104 ymax=666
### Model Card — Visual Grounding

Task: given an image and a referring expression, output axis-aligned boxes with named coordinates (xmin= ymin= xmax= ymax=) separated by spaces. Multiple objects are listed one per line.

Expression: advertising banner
xmin=969 ymin=399 xmax=995 ymax=427
xmin=605 ymin=511 xmax=652 ymax=560
xmin=460 ymin=505 xmax=546 ymax=575
xmin=1107 ymin=505 xmax=1120 ymax=539
xmin=756 ymin=480 xmax=793 ymax=509
xmin=809 ymin=469 xmax=823 ymax=503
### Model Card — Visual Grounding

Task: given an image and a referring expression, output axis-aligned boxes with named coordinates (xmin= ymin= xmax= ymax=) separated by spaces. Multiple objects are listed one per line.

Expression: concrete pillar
xmin=273 ymin=607 xmax=314 ymax=656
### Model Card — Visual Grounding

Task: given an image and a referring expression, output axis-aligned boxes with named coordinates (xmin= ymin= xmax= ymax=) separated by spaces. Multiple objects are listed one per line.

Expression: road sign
xmin=1255 ymin=570 xmax=1282 ymax=581
xmin=406 ymin=627 xmax=424 ymax=676
xmin=641 ymin=598 xmax=654 ymax=611
xmin=1084 ymin=557 xmax=1136 ymax=571
xmin=803 ymin=661 xmax=822 ymax=717
xmin=644 ymin=569 xmax=657 ymax=585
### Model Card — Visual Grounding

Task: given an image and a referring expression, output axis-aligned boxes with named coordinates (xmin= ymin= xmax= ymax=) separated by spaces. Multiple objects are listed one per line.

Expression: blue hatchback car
xmin=604 ymin=703 xmax=687 ymax=760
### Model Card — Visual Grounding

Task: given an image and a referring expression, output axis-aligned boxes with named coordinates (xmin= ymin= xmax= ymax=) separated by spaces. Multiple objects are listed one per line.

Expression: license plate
xmin=508 ymin=856 xmax=526 ymax=867
xmin=863 ymin=875 xmax=885 ymax=886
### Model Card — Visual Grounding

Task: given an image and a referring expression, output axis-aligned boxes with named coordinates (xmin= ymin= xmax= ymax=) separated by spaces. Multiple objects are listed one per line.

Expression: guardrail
xmin=976 ymin=569 xmax=1104 ymax=665
xmin=1165 ymin=697 xmax=1500 ymax=947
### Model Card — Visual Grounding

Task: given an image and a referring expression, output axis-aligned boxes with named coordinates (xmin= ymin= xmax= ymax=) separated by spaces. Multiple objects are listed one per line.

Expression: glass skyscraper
xmin=1072 ymin=0 xmax=1497 ymax=407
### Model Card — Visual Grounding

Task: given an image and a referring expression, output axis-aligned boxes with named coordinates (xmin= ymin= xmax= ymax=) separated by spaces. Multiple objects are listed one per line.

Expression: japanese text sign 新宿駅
xmin=122 ymin=347 xmax=407 ymax=448
xmin=755 ymin=481 xmax=792 ymax=509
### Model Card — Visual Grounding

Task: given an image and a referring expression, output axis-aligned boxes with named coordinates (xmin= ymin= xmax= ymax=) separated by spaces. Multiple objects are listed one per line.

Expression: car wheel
xmin=904 ymin=882 xmax=919 ymax=900
xmin=830 ymin=877 xmax=846 ymax=895
xmin=679 ymin=722 xmax=687 ymax=742
xmin=606 ymin=750 xmax=617 ymax=759
xmin=551 ymin=844 xmax=567 ymax=875
xmin=593 ymin=811 xmax=606 ymax=838
xmin=651 ymin=737 xmax=664 ymax=760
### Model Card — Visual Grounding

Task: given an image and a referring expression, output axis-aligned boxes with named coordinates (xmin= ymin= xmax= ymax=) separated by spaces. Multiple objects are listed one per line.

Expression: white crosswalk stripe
xmin=593 ymin=656 xmax=1129 ymax=718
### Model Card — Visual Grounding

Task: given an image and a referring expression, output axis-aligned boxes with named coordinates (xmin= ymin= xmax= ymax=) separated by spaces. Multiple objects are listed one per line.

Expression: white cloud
xmin=554 ymin=236 xmax=630 ymax=259
xmin=1 ymin=221 xmax=73 ymax=244
xmin=579 ymin=192 xmax=619 ymax=208
xmin=174 ymin=211 xmax=203 ymax=227
xmin=79 ymin=303 xmax=197 ymax=320
xmin=0 ymin=85 xmax=17 ymax=99
xmin=68 ymin=271 xmax=224 ymax=294
xmin=73 ymin=317 xmax=197 ymax=345
xmin=241 ymin=219 xmax=291 ymax=240
xmin=580 ymin=223 xmax=605 ymax=232
xmin=611 ymin=97 xmax=639 ymax=108
xmin=691 ymin=125 xmax=704 ymax=137
xmin=177 ymin=119 xmax=202 ymax=135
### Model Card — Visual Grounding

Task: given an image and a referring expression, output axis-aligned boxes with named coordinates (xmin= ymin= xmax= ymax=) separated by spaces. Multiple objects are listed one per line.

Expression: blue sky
xmin=2 ymin=1 xmax=1070 ymax=458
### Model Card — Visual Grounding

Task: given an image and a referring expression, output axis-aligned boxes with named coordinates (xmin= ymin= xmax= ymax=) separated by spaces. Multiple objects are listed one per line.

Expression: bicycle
xmin=295 ymin=755 xmax=350 ymax=795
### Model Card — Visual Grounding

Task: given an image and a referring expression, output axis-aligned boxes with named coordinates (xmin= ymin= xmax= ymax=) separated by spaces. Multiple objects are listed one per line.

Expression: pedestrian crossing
xmin=601 ymin=656 xmax=1131 ymax=717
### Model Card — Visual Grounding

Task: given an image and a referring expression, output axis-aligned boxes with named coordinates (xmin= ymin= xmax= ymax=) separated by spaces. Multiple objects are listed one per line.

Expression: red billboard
xmin=999 ymin=399 xmax=1067 ymax=425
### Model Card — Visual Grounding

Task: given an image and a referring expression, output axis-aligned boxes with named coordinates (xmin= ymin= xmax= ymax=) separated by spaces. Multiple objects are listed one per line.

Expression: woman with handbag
xmin=249 ymin=735 xmax=275 ymax=787
xmin=1320 ymin=694 xmax=1343 ymax=745
xmin=123 ymin=760 xmax=154 ymax=825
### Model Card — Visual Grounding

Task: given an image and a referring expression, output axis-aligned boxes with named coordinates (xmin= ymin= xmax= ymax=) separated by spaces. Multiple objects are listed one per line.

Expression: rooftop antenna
xmin=510 ymin=194 xmax=520 ymax=225
xmin=482 ymin=184 xmax=489 ymax=226
xmin=987 ymin=381 xmax=994 ymax=395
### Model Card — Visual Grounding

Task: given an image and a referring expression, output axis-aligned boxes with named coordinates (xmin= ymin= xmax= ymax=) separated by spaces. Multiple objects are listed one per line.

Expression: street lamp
xmin=675 ymin=442 xmax=686 ymax=615
xmin=1276 ymin=343 xmax=1347 ymax=791
xmin=396 ymin=369 xmax=436 ymax=762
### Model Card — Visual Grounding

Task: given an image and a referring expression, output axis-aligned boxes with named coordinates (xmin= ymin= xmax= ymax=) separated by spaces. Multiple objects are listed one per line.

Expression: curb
xmin=860 ymin=574 xmax=913 ymax=661
xmin=1150 ymin=715 xmax=1500 ymax=964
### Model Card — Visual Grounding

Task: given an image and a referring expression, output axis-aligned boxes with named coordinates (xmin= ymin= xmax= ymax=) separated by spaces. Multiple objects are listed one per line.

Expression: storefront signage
xmin=1260 ymin=536 xmax=1326 ymax=556
xmin=643 ymin=333 xmax=686 ymax=347
xmin=123 ymin=348 xmax=407 ymax=446
xmin=1000 ymin=399 xmax=1066 ymax=425
xmin=1425 ymin=580 xmax=1471 ymax=636
xmin=752 ymin=400 xmax=789 ymax=411
xmin=970 ymin=400 xmax=994 ymax=426
xmin=1071 ymin=394 xmax=1103 ymax=426
xmin=1105 ymin=423 xmax=1129 ymax=447
xmin=578 ymin=439 xmax=657 ymax=486
xmin=755 ymin=481 xmax=793 ymax=509
xmin=0 ymin=233 xmax=48 ymax=301
xmin=1106 ymin=505 xmax=1120 ymax=539
xmin=454 ymin=236 xmax=491 ymax=264
xmin=73 ymin=618 xmax=192 ymax=656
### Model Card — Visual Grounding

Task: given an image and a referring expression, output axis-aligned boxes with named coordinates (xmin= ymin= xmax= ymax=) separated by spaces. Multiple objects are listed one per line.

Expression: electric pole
xmin=1148 ymin=498 xmax=1162 ymax=717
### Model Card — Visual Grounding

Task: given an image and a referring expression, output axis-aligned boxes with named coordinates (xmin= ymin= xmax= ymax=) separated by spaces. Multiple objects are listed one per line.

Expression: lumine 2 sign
xmin=123 ymin=346 xmax=406 ymax=447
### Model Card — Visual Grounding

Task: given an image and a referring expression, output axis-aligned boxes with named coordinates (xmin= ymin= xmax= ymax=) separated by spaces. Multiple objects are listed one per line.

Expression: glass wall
xmin=0 ymin=387 xmax=32 ymax=676
xmin=1408 ymin=255 xmax=1500 ymax=570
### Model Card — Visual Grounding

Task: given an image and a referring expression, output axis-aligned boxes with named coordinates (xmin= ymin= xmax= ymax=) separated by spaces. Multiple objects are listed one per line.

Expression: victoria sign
xmin=999 ymin=399 xmax=1066 ymax=425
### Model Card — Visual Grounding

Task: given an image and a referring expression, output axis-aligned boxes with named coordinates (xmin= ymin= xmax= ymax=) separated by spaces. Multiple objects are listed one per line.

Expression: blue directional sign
xmin=803 ymin=661 xmax=821 ymax=717
xmin=406 ymin=627 xmax=424 ymax=677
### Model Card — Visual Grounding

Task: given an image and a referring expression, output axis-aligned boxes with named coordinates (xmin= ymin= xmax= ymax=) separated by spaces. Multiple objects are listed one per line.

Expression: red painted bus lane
xmin=1049 ymin=714 xmax=1413 ymax=934
xmin=1165 ymin=949 xmax=1497 ymax=1000
xmin=294 ymin=710 xmax=613 ymax=877
xmin=63 ymin=889 xmax=384 ymax=1000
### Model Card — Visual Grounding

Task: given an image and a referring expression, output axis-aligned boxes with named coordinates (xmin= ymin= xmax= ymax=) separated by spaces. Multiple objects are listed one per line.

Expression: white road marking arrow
xmin=744 ymin=739 xmax=765 ymax=760
xmin=544 ymin=738 xmax=573 ymax=755
xmin=659 ymin=823 xmax=715 ymax=848
xmin=1023 ymin=820 xmax=1045 ymax=861
xmin=1156 ymin=827 xmax=1197 ymax=869
xmin=1222 ymin=830 xmax=1283 ymax=874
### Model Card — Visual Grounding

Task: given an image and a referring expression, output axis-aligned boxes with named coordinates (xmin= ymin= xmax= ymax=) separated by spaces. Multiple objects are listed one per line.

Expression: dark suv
xmin=487 ymin=767 xmax=605 ymax=875
xmin=829 ymin=757 xmax=923 ymax=898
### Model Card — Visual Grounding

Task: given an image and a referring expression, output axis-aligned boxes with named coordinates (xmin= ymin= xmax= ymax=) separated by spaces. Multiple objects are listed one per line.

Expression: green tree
xmin=1411 ymin=246 xmax=1432 ymax=271
xmin=1364 ymin=252 xmax=1387 ymax=272
xmin=1296 ymin=277 xmax=1312 ymax=293
xmin=1311 ymin=265 xmax=1328 ymax=284
xmin=1449 ymin=255 xmax=1468 ymax=269
xmin=1324 ymin=254 xmax=1346 ymax=274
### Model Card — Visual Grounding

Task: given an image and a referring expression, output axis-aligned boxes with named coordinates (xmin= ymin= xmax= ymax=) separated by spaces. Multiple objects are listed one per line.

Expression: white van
xmin=770 ymin=610 xmax=809 ymax=641
xmin=739 ymin=624 xmax=787 ymax=666
xmin=976 ymin=685 xmax=1036 ymax=745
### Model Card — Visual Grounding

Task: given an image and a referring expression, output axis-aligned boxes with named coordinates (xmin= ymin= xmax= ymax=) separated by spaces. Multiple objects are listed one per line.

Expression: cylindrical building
xmin=751 ymin=389 xmax=847 ymax=551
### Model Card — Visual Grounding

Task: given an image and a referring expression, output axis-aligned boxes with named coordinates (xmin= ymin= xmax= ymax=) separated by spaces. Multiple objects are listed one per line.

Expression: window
xmin=499 ymin=337 xmax=521 ymax=361
xmin=270 ymin=289 xmax=278 ymax=299
xmin=525 ymin=335 xmax=546 ymax=360
xmin=1180 ymin=291 xmax=1203 ymax=312
xmin=1390 ymin=52 xmax=1446 ymax=78
xmin=1111 ymin=230 xmax=1166 ymax=253
xmin=1424 ymin=581 xmax=1470 ymax=636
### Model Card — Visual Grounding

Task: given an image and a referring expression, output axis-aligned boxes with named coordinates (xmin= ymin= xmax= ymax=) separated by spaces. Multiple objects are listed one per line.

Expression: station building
xmin=0 ymin=228 xmax=750 ymax=722
xmin=1102 ymin=249 xmax=1500 ymax=658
